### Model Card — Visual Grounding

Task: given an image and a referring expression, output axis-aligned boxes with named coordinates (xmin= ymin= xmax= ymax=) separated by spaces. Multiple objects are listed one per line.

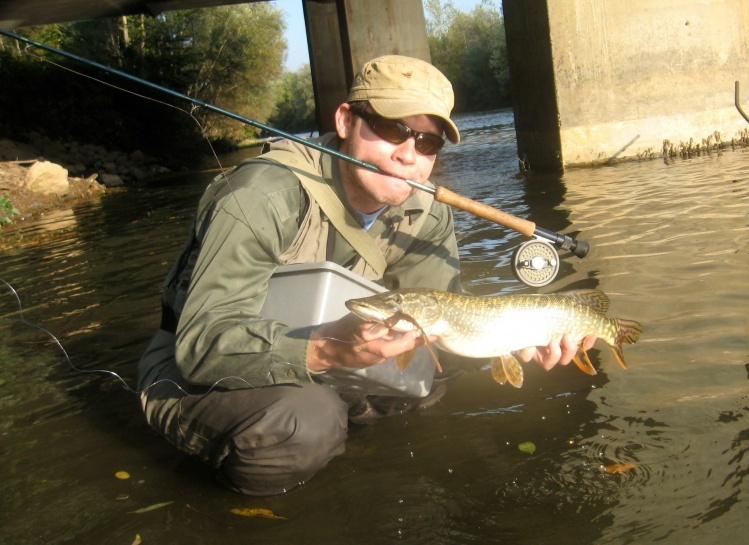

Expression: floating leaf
xmin=603 ymin=463 xmax=637 ymax=474
xmin=131 ymin=534 xmax=142 ymax=545
xmin=115 ymin=471 xmax=131 ymax=480
xmin=128 ymin=501 xmax=174 ymax=514
xmin=230 ymin=508 xmax=286 ymax=520
xmin=518 ymin=441 xmax=536 ymax=454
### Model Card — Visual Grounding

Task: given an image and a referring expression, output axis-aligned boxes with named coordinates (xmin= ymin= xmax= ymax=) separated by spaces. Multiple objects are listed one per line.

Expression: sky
xmin=275 ymin=0 xmax=488 ymax=71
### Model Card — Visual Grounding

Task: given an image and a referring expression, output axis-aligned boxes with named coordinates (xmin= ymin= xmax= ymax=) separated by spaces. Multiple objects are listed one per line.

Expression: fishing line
xmin=0 ymin=273 xmax=411 ymax=396
xmin=0 ymin=42 xmax=298 ymax=397
xmin=1 ymin=40 xmax=308 ymax=394
xmin=0 ymin=277 xmax=325 ymax=396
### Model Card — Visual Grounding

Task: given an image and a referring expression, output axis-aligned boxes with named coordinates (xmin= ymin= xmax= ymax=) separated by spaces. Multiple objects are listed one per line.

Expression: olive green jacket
xmin=151 ymin=135 xmax=462 ymax=389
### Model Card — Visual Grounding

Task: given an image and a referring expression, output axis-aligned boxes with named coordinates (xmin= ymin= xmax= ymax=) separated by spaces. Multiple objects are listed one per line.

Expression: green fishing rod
xmin=0 ymin=28 xmax=589 ymax=264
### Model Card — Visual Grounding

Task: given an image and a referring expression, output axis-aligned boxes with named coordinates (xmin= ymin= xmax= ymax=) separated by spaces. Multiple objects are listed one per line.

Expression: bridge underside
xmin=0 ymin=0 xmax=257 ymax=28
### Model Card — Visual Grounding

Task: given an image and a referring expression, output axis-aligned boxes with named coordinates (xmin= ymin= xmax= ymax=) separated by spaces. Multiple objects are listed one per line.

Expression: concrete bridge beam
xmin=503 ymin=0 xmax=749 ymax=172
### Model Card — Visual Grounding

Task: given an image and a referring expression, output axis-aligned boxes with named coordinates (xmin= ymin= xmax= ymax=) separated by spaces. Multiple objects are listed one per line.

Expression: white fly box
xmin=261 ymin=261 xmax=435 ymax=397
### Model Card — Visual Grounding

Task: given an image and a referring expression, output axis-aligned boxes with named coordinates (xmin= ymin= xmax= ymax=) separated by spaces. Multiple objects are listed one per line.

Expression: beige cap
xmin=347 ymin=55 xmax=460 ymax=144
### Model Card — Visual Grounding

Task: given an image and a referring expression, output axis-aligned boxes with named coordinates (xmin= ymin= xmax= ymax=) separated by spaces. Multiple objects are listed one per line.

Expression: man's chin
xmin=379 ymin=184 xmax=415 ymax=206
xmin=385 ymin=178 xmax=416 ymax=199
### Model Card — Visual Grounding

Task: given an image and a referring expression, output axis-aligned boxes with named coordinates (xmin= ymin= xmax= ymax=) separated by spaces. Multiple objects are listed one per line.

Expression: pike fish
xmin=345 ymin=288 xmax=643 ymax=388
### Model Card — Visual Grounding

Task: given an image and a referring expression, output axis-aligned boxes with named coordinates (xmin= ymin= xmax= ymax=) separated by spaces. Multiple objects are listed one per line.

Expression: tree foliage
xmin=0 ymin=4 xmax=285 ymax=162
xmin=425 ymin=0 xmax=510 ymax=112
xmin=267 ymin=64 xmax=316 ymax=135
xmin=0 ymin=1 xmax=512 ymax=163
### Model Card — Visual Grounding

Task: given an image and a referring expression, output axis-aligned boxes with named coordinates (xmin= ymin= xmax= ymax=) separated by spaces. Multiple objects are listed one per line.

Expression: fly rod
xmin=736 ymin=81 xmax=749 ymax=124
xmin=0 ymin=28 xmax=588 ymax=258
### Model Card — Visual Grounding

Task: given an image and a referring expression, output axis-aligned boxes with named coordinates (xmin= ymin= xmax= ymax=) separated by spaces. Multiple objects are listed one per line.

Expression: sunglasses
xmin=355 ymin=111 xmax=445 ymax=156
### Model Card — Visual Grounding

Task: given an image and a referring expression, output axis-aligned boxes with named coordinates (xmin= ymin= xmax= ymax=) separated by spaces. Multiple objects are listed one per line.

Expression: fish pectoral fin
xmin=395 ymin=311 xmax=442 ymax=373
xmin=396 ymin=348 xmax=416 ymax=371
xmin=572 ymin=341 xmax=598 ymax=376
xmin=420 ymin=335 xmax=442 ymax=373
xmin=491 ymin=355 xmax=524 ymax=388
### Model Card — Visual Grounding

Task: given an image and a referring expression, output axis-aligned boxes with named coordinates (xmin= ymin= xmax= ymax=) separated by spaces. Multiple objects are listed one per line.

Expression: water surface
xmin=1 ymin=110 xmax=748 ymax=544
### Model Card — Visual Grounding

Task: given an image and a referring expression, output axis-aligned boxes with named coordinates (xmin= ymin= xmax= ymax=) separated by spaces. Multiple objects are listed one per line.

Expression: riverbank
xmin=0 ymin=136 xmax=175 ymax=249
xmin=0 ymin=135 xmax=275 ymax=250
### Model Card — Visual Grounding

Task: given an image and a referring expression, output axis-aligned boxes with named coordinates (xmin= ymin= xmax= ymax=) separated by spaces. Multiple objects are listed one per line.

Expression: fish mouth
xmin=345 ymin=299 xmax=396 ymax=324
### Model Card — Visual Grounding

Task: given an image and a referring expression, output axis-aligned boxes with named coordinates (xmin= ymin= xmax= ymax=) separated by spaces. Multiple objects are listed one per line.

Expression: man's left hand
xmin=516 ymin=334 xmax=597 ymax=370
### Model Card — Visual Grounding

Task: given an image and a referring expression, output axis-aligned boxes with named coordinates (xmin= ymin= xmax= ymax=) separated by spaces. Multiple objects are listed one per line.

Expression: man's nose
xmin=392 ymin=136 xmax=418 ymax=164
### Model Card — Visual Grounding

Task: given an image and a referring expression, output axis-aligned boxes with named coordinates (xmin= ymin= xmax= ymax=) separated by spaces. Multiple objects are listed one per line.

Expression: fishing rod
xmin=735 ymin=81 xmax=749 ymax=124
xmin=1 ymin=28 xmax=588 ymax=285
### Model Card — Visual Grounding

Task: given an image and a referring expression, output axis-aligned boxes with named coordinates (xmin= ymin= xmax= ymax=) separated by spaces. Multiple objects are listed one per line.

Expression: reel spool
xmin=512 ymin=238 xmax=560 ymax=287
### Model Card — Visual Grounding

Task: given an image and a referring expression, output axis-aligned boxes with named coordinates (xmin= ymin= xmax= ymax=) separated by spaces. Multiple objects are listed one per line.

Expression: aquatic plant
xmin=0 ymin=195 xmax=20 ymax=226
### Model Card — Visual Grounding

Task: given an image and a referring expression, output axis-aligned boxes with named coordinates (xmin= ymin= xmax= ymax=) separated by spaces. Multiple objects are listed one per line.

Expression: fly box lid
xmin=261 ymin=261 xmax=435 ymax=397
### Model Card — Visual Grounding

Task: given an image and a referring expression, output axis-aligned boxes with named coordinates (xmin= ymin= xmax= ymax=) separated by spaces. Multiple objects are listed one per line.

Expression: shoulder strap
xmin=260 ymin=150 xmax=387 ymax=277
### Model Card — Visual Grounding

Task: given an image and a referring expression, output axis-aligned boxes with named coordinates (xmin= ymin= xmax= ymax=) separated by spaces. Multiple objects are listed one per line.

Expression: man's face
xmin=335 ymin=104 xmax=442 ymax=214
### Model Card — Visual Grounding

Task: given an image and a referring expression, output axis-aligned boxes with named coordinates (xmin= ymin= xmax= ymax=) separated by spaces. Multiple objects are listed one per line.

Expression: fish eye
xmin=392 ymin=293 xmax=403 ymax=304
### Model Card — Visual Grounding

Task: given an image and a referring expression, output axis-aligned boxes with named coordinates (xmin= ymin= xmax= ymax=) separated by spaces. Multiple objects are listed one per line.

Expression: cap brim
xmin=369 ymin=99 xmax=460 ymax=144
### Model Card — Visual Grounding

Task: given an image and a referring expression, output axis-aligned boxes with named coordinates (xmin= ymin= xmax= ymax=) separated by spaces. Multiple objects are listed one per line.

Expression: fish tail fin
xmin=609 ymin=319 xmax=643 ymax=370
xmin=617 ymin=319 xmax=644 ymax=345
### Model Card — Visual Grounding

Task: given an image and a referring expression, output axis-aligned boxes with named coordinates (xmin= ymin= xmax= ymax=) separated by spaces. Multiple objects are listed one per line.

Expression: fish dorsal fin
xmin=560 ymin=289 xmax=610 ymax=314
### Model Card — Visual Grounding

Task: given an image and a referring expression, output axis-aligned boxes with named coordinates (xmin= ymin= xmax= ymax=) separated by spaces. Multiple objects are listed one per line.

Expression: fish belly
xmin=435 ymin=307 xmax=587 ymax=358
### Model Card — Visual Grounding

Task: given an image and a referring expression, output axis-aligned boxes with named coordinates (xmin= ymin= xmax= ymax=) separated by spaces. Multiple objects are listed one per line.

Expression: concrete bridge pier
xmin=503 ymin=0 xmax=749 ymax=172
xmin=302 ymin=0 xmax=430 ymax=134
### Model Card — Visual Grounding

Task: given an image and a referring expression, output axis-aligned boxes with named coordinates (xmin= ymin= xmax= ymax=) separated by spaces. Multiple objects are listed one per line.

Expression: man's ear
xmin=334 ymin=103 xmax=354 ymax=140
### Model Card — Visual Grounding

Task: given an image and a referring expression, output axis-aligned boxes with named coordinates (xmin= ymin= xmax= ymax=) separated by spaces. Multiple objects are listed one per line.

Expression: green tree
xmin=426 ymin=0 xmax=510 ymax=112
xmin=268 ymin=64 xmax=316 ymax=135
xmin=177 ymin=4 xmax=287 ymax=142
xmin=0 ymin=4 xmax=286 ymax=160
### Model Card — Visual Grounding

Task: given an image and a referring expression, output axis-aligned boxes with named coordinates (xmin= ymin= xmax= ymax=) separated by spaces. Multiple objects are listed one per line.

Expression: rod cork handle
xmin=434 ymin=186 xmax=536 ymax=237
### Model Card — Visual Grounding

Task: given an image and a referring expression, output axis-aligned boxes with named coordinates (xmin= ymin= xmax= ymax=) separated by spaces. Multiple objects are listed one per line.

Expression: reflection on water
xmin=1 ymin=110 xmax=748 ymax=544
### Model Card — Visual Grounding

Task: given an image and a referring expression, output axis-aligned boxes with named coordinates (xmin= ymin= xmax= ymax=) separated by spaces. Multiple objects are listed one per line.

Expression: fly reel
xmin=512 ymin=238 xmax=560 ymax=287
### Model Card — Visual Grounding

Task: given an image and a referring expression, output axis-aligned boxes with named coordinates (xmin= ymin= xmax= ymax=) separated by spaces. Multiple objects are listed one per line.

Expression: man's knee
xmin=219 ymin=383 xmax=348 ymax=495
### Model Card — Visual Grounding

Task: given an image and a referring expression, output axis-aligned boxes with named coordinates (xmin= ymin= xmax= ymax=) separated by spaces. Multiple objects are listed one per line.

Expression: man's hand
xmin=516 ymin=334 xmax=597 ymax=370
xmin=307 ymin=313 xmax=423 ymax=373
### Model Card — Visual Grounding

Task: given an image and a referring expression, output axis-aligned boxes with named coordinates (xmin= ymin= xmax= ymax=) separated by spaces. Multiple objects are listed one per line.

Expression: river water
xmin=1 ymin=110 xmax=748 ymax=544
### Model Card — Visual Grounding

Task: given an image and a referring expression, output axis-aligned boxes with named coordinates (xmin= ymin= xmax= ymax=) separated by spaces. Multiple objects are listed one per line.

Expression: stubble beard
xmin=340 ymin=159 xmax=414 ymax=212
xmin=354 ymin=169 xmax=414 ymax=211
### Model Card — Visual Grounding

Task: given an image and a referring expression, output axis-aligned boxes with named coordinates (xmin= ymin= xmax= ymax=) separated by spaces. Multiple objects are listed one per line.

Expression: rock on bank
xmin=0 ymin=135 xmax=172 ymax=222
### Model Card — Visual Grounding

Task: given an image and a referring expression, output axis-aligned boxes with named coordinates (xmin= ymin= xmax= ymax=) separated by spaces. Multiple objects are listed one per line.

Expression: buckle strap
xmin=260 ymin=150 xmax=387 ymax=277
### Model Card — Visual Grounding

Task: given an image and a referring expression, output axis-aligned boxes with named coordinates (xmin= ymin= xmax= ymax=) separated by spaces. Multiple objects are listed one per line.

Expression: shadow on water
xmin=1 ymin=110 xmax=749 ymax=544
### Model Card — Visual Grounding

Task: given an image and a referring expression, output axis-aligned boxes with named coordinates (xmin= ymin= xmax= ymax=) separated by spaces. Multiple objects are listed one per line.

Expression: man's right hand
xmin=306 ymin=313 xmax=424 ymax=373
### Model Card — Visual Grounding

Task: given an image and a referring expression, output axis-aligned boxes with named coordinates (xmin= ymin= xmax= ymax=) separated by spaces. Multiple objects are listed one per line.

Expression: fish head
xmin=345 ymin=289 xmax=444 ymax=332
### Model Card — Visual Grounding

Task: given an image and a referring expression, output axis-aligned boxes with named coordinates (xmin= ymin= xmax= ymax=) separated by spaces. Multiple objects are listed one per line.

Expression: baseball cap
xmin=347 ymin=55 xmax=460 ymax=144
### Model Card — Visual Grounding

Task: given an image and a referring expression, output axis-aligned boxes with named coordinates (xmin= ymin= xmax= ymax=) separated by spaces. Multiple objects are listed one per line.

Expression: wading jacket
xmin=152 ymin=134 xmax=462 ymax=389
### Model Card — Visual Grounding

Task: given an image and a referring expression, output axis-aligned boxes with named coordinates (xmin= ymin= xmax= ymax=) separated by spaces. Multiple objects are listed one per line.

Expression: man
xmin=138 ymin=55 xmax=587 ymax=496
